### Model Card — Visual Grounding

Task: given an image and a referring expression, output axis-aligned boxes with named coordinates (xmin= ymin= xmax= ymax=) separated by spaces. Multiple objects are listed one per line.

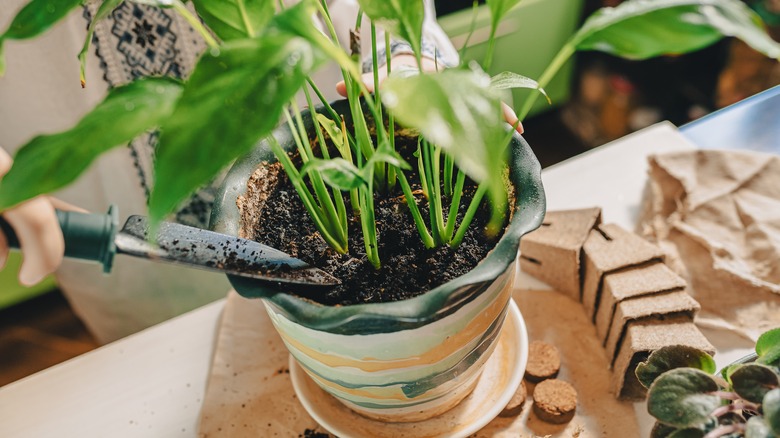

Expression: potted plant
xmin=1 ymin=0 xmax=778 ymax=424
xmin=637 ymin=327 xmax=780 ymax=437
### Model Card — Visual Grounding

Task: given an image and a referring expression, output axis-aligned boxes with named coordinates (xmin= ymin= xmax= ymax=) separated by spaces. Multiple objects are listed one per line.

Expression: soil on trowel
xmin=238 ymin=137 xmax=505 ymax=306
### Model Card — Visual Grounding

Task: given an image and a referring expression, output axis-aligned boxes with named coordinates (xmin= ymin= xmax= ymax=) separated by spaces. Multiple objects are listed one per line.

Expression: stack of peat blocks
xmin=519 ymin=208 xmax=715 ymax=400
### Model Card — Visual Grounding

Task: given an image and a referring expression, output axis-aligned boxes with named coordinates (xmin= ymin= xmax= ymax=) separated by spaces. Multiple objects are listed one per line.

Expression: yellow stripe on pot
xmin=305 ymin=370 xmax=413 ymax=402
xmin=274 ymin=283 xmax=513 ymax=372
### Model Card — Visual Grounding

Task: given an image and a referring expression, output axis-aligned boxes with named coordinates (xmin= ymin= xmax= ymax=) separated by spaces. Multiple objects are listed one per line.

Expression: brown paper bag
xmin=639 ymin=150 xmax=780 ymax=340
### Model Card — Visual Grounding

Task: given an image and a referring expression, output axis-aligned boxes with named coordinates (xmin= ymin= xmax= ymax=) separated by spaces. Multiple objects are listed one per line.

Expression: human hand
xmin=335 ymin=54 xmax=524 ymax=135
xmin=0 ymin=148 xmax=68 ymax=286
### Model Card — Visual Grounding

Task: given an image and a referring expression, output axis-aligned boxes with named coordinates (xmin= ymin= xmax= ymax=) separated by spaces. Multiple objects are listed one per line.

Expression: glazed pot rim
xmin=210 ymin=99 xmax=546 ymax=331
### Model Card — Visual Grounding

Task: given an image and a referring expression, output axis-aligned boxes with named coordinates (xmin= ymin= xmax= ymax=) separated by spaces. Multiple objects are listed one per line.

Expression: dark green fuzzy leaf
xmin=731 ymin=364 xmax=780 ymax=403
xmin=0 ymin=0 xmax=83 ymax=75
xmin=756 ymin=327 xmax=780 ymax=367
xmin=192 ymin=0 xmax=274 ymax=40
xmin=637 ymin=346 xmax=717 ymax=389
xmin=485 ymin=0 xmax=522 ymax=38
xmin=764 ymin=388 xmax=780 ymax=434
xmin=357 ymin=0 xmax=424 ymax=62
xmin=573 ymin=0 xmax=780 ymax=61
xmin=382 ymin=65 xmax=509 ymax=231
xmin=149 ymin=6 xmax=327 ymax=222
xmin=490 ymin=72 xmax=550 ymax=104
xmin=721 ymin=363 xmax=743 ymax=383
xmin=0 ymin=78 xmax=183 ymax=210
xmin=647 ymin=368 xmax=720 ymax=428
xmin=300 ymin=158 xmax=366 ymax=191
xmin=651 ymin=422 xmax=679 ymax=438
xmin=668 ymin=429 xmax=705 ymax=438
xmin=745 ymin=416 xmax=775 ymax=438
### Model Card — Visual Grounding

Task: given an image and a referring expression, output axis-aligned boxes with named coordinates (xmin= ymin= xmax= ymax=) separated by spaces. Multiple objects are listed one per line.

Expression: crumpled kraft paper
xmin=639 ymin=149 xmax=780 ymax=340
xmin=198 ymin=288 xmax=640 ymax=437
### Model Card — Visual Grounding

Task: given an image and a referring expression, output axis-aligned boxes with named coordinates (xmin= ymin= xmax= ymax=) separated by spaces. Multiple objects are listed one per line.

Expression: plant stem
xmin=416 ymin=138 xmax=429 ymax=199
xmin=288 ymin=101 xmax=347 ymax=245
xmin=483 ymin=27 xmax=497 ymax=71
xmin=171 ymin=0 xmax=218 ymax=49
xmin=459 ymin=0 xmax=480 ymax=61
xmin=305 ymin=87 xmax=348 ymax=238
xmin=268 ymin=137 xmax=347 ymax=253
xmin=431 ymin=145 xmax=446 ymax=244
xmin=517 ymin=43 xmax=576 ymax=120
xmin=711 ymin=401 xmax=760 ymax=417
xmin=236 ymin=0 xmax=256 ymax=37
xmin=443 ymin=153 xmax=454 ymax=197
xmin=397 ymin=171 xmax=435 ymax=248
xmin=452 ymin=183 xmax=487 ymax=247
xmin=703 ymin=423 xmax=746 ymax=438
xmin=385 ymin=31 xmax=397 ymax=191
xmin=443 ymin=170 xmax=466 ymax=242
xmin=359 ymin=170 xmax=380 ymax=269
xmin=370 ymin=23 xmax=387 ymax=192
xmin=421 ymin=140 xmax=439 ymax=244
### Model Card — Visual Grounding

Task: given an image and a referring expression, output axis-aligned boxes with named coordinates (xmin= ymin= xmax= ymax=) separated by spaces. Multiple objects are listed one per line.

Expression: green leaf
xmin=149 ymin=32 xmax=327 ymax=221
xmin=382 ymin=65 xmax=509 ymax=229
xmin=745 ymin=416 xmax=776 ymax=438
xmin=357 ymin=0 xmax=424 ymax=62
xmin=367 ymin=148 xmax=411 ymax=171
xmin=300 ymin=158 xmax=366 ymax=191
xmin=485 ymin=0 xmax=522 ymax=38
xmin=0 ymin=78 xmax=183 ymax=210
xmin=730 ymin=363 xmax=780 ymax=403
xmin=647 ymin=368 xmax=720 ymax=429
xmin=573 ymin=0 xmax=780 ymax=61
xmin=490 ymin=72 xmax=551 ymax=104
xmin=667 ymin=429 xmax=705 ymax=438
xmin=79 ymin=0 xmax=123 ymax=87
xmin=315 ymin=113 xmax=346 ymax=152
xmin=0 ymin=0 xmax=82 ymax=40
xmin=651 ymin=423 xmax=679 ymax=438
xmin=721 ymin=363 xmax=743 ymax=383
xmin=764 ymin=388 xmax=780 ymax=435
xmin=191 ymin=0 xmax=274 ymax=40
xmin=0 ymin=0 xmax=83 ymax=75
xmin=756 ymin=327 xmax=780 ymax=367
xmin=636 ymin=345 xmax=717 ymax=389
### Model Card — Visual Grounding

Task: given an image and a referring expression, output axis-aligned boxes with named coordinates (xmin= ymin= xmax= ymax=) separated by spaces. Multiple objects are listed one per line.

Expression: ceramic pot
xmin=210 ymin=100 xmax=545 ymax=422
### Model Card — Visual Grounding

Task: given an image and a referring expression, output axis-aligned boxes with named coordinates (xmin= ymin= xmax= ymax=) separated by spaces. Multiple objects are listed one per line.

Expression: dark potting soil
xmin=239 ymin=139 xmax=505 ymax=306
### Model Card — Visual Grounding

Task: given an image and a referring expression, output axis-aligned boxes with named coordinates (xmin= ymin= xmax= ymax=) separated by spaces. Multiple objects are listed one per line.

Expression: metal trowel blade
xmin=115 ymin=215 xmax=340 ymax=289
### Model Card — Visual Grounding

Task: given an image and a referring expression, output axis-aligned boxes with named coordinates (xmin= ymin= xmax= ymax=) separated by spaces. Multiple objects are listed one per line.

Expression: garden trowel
xmin=0 ymin=206 xmax=339 ymax=290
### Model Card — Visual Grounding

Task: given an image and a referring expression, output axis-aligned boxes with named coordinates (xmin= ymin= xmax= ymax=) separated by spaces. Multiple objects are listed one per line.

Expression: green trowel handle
xmin=0 ymin=205 xmax=119 ymax=273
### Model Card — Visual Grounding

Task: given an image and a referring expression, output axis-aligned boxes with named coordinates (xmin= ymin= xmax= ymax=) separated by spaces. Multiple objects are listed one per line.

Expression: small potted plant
xmin=637 ymin=327 xmax=780 ymax=437
xmin=1 ymin=0 xmax=778 ymax=423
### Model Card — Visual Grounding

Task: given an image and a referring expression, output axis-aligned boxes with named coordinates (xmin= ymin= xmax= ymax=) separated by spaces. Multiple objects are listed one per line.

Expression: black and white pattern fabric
xmin=85 ymin=1 xmax=214 ymax=228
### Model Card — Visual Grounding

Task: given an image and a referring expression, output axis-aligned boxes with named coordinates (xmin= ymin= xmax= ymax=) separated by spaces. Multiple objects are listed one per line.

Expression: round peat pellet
xmin=532 ymin=379 xmax=577 ymax=424
xmin=499 ymin=380 xmax=527 ymax=417
xmin=524 ymin=341 xmax=561 ymax=383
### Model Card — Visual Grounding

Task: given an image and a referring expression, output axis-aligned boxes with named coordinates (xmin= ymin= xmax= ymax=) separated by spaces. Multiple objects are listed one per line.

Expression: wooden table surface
xmin=0 ymin=120 xmax=763 ymax=437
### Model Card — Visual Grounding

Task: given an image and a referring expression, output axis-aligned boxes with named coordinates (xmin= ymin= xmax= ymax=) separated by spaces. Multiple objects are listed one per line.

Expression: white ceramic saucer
xmin=289 ymin=299 xmax=529 ymax=438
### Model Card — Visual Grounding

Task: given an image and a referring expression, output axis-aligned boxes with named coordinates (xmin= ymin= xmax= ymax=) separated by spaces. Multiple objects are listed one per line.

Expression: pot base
xmin=289 ymin=299 xmax=528 ymax=437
